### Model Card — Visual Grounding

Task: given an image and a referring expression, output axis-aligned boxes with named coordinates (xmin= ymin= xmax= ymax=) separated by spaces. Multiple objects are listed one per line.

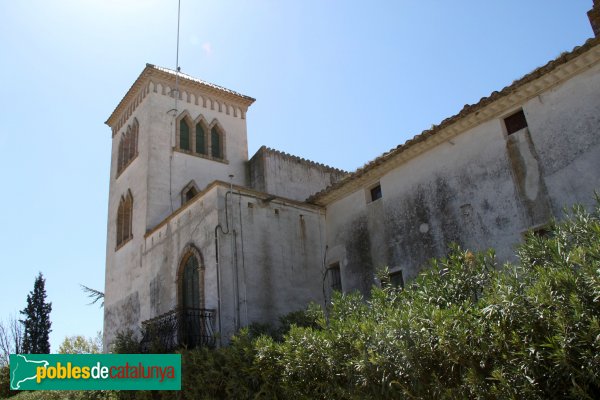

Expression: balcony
xmin=140 ymin=308 xmax=216 ymax=352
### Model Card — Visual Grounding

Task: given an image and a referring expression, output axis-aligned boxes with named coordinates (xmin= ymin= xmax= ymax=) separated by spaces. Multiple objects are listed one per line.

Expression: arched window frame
xmin=116 ymin=189 xmax=134 ymax=249
xmin=116 ymin=118 xmax=139 ymax=177
xmin=194 ymin=116 xmax=209 ymax=156
xmin=176 ymin=112 xmax=194 ymax=152
xmin=208 ymin=120 xmax=226 ymax=160
xmin=175 ymin=111 xmax=227 ymax=163
xmin=177 ymin=244 xmax=205 ymax=310
xmin=181 ymin=180 xmax=200 ymax=206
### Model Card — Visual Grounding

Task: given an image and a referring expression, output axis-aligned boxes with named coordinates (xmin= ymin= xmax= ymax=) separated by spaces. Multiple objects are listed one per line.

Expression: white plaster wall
xmin=104 ymin=82 xmax=251 ymax=348
xmin=142 ymin=188 xmax=220 ymax=323
xmin=248 ymin=149 xmax=346 ymax=201
xmin=230 ymin=191 xmax=326 ymax=327
xmin=103 ymin=100 xmax=153 ymax=350
xmin=105 ymin=179 xmax=327 ymax=347
xmin=324 ymin=60 xmax=600 ymax=294
xmin=135 ymin=185 xmax=326 ymax=343
xmin=143 ymin=88 xmax=249 ymax=230
xmin=525 ymin=61 xmax=600 ymax=212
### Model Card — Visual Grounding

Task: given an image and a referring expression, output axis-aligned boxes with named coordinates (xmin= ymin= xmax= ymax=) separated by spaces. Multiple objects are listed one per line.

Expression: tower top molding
xmin=105 ymin=64 xmax=255 ymax=134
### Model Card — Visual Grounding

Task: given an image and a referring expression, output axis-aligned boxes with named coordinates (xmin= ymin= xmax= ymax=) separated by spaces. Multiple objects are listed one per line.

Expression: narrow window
xmin=123 ymin=193 xmax=132 ymax=240
xmin=504 ymin=109 xmax=528 ymax=135
xmin=329 ymin=263 xmax=342 ymax=292
xmin=182 ymin=254 xmax=201 ymax=309
xmin=117 ymin=198 xmax=125 ymax=245
xmin=389 ymin=270 xmax=404 ymax=288
xmin=196 ymin=124 xmax=206 ymax=155
xmin=117 ymin=139 xmax=124 ymax=174
xmin=180 ymin=120 xmax=190 ymax=151
xmin=116 ymin=190 xmax=133 ymax=248
xmin=211 ymin=127 xmax=221 ymax=159
xmin=184 ymin=187 xmax=198 ymax=203
xmin=130 ymin=119 xmax=139 ymax=160
xmin=125 ymin=125 xmax=132 ymax=163
xmin=370 ymin=184 xmax=382 ymax=202
xmin=116 ymin=119 xmax=139 ymax=176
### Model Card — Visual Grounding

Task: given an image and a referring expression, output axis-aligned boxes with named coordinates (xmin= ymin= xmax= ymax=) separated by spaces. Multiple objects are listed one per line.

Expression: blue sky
xmin=0 ymin=1 xmax=594 ymax=351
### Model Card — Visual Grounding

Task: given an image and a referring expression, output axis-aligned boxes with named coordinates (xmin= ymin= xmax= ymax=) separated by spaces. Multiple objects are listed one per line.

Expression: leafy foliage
xmin=111 ymin=329 xmax=141 ymax=354
xmin=114 ymin=199 xmax=600 ymax=399
xmin=58 ymin=332 xmax=102 ymax=354
xmin=20 ymin=273 xmax=52 ymax=354
xmin=80 ymin=285 xmax=105 ymax=308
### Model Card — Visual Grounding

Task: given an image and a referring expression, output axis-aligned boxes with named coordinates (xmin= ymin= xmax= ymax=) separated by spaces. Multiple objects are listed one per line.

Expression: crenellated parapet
xmin=255 ymin=146 xmax=347 ymax=174
xmin=105 ymin=64 xmax=255 ymax=136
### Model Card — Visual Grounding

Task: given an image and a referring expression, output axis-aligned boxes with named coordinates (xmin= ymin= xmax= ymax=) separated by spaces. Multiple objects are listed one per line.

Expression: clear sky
xmin=0 ymin=1 xmax=594 ymax=351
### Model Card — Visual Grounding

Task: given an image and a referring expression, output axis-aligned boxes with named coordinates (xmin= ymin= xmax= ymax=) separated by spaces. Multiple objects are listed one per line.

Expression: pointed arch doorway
xmin=178 ymin=246 xmax=206 ymax=348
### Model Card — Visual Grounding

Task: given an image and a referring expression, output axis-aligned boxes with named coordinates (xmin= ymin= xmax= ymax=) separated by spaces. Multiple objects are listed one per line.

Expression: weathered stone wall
xmin=248 ymin=146 xmax=346 ymax=201
xmin=324 ymin=59 xmax=600 ymax=293
xmin=525 ymin=64 xmax=600 ymax=215
xmin=105 ymin=182 xmax=326 ymax=347
xmin=144 ymin=88 xmax=250 ymax=231
xmin=103 ymin=99 xmax=152 ymax=350
xmin=104 ymin=76 xmax=252 ymax=349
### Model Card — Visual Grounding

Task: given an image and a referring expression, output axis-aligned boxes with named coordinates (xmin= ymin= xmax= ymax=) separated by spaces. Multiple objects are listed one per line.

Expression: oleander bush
xmin=55 ymin=197 xmax=600 ymax=400
xmin=253 ymin=200 xmax=600 ymax=399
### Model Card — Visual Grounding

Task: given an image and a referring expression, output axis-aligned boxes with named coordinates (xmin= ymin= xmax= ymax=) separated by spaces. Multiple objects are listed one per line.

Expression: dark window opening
xmin=116 ymin=119 xmax=139 ymax=176
xmin=370 ymin=184 xmax=382 ymax=202
xmin=195 ymin=124 xmax=206 ymax=155
xmin=389 ymin=270 xmax=404 ymax=288
xmin=184 ymin=187 xmax=198 ymax=203
xmin=211 ymin=127 xmax=222 ymax=159
xmin=180 ymin=120 xmax=190 ymax=150
xmin=116 ymin=190 xmax=133 ymax=248
xmin=504 ymin=109 xmax=528 ymax=135
xmin=329 ymin=263 xmax=342 ymax=292
xmin=182 ymin=254 xmax=201 ymax=309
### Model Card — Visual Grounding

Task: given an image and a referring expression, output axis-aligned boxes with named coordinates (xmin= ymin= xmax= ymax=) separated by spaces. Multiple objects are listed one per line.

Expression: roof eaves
xmin=105 ymin=64 xmax=256 ymax=129
xmin=308 ymin=37 xmax=600 ymax=206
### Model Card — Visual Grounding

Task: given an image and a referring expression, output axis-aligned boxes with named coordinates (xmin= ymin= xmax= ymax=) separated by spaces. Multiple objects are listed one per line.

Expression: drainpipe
xmin=214 ymin=175 xmax=235 ymax=345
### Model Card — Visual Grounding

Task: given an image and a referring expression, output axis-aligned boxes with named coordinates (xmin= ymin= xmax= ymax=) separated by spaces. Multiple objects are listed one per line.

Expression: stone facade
xmin=103 ymin=15 xmax=600 ymax=349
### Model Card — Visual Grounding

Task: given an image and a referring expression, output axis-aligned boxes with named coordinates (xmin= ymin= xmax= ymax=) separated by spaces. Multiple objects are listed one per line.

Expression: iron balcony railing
xmin=140 ymin=307 xmax=216 ymax=352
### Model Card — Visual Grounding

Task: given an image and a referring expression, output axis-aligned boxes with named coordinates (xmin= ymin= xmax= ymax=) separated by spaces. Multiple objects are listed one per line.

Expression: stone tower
xmin=103 ymin=64 xmax=254 ymax=346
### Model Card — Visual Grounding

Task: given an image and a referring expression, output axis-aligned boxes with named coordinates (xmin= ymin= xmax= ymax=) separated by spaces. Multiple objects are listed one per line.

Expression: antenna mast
xmin=169 ymin=0 xmax=182 ymax=214
xmin=174 ymin=0 xmax=181 ymax=109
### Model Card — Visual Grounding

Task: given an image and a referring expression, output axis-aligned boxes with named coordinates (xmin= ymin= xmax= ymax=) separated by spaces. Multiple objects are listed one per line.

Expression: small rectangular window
xmin=504 ymin=109 xmax=528 ymax=135
xmin=370 ymin=184 xmax=382 ymax=202
xmin=329 ymin=263 xmax=342 ymax=292
xmin=389 ymin=270 xmax=404 ymax=288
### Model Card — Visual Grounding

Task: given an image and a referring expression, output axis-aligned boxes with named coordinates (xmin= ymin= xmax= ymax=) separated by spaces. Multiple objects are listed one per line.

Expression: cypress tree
xmin=20 ymin=273 xmax=52 ymax=354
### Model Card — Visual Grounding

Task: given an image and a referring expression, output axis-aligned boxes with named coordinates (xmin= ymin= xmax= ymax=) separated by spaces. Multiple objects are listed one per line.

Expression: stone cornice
xmin=144 ymin=180 xmax=325 ymax=239
xmin=106 ymin=64 xmax=255 ymax=137
xmin=308 ymin=38 xmax=600 ymax=206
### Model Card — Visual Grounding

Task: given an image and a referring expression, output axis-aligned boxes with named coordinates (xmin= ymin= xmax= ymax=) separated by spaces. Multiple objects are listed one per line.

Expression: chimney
xmin=588 ymin=0 xmax=600 ymax=37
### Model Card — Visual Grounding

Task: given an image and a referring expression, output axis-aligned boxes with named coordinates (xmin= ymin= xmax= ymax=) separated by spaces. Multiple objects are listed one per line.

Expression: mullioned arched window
xmin=117 ymin=118 xmax=139 ymax=175
xmin=176 ymin=111 xmax=226 ymax=161
xmin=116 ymin=190 xmax=133 ymax=248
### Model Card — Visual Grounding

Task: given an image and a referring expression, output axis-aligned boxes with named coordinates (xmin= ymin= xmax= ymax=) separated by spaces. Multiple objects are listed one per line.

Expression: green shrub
xmin=254 ymin=199 xmax=600 ymax=399
xmin=108 ymin=198 xmax=600 ymax=399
